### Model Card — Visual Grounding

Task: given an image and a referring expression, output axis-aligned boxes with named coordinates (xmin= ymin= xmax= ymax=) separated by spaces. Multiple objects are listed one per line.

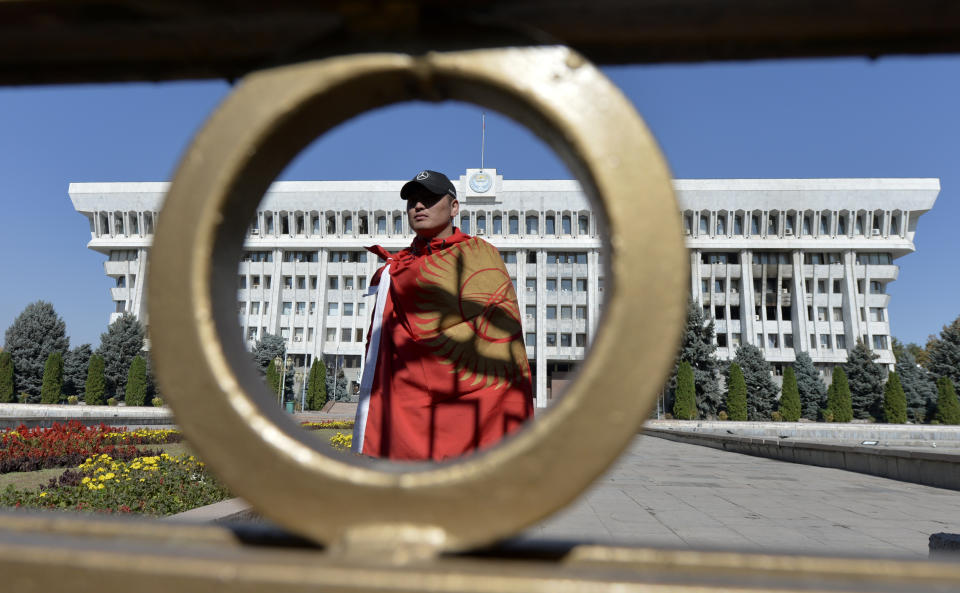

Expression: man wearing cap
xmin=352 ymin=170 xmax=534 ymax=461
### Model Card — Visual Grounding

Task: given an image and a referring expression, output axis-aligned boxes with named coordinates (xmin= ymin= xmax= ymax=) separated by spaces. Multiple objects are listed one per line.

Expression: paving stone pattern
xmin=524 ymin=435 xmax=959 ymax=558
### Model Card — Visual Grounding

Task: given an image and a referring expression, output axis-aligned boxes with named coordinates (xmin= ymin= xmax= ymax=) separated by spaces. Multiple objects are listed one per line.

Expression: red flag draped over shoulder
xmin=357 ymin=229 xmax=533 ymax=461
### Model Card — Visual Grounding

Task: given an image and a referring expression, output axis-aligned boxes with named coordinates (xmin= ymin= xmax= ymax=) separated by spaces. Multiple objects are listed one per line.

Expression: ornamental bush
xmin=124 ymin=356 xmax=148 ymax=406
xmin=779 ymin=366 xmax=801 ymax=422
xmin=39 ymin=352 xmax=64 ymax=404
xmin=673 ymin=361 xmax=696 ymax=420
xmin=731 ymin=344 xmax=778 ymax=420
xmin=3 ymin=301 xmax=69 ymax=399
xmin=725 ymin=363 xmax=747 ymax=421
xmin=882 ymin=371 xmax=907 ymax=424
xmin=794 ymin=351 xmax=827 ymax=420
xmin=306 ymin=359 xmax=327 ymax=411
xmin=827 ymin=367 xmax=853 ymax=423
xmin=0 ymin=351 xmax=14 ymax=403
xmin=85 ymin=354 xmax=106 ymax=405
xmin=934 ymin=377 xmax=960 ymax=425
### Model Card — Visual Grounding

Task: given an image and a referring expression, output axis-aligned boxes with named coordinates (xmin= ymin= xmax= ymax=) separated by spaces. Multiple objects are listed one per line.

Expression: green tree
xmin=326 ymin=368 xmax=349 ymax=402
xmin=85 ymin=354 xmax=106 ymax=405
xmin=63 ymin=344 xmax=92 ymax=397
xmin=252 ymin=333 xmax=286 ymax=373
xmin=794 ymin=351 xmax=827 ymax=420
xmin=779 ymin=366 xmax=801 ymax=422
xmin=910 ymin=340 xmax=932 ymax=368
xmin=934 ymin=377 xmax=960 ymax=425
xmin=827 ymin=366 xmax=853 ymax=422
xmin=96 ymin=313 xmax=144 ymax=398
xmin=896 ymin=349 xmax=937 ymax=423
xmin=3 ymin=301 xmax=69 ymax=400
xmin=124 ymin=355 xmax=148 ymax=406
xmin=306 ymin=359 xmax=327 ymax=411
xmin=725 ymin=362 xmax=748 ymax=421
xmin=882 ymin=371 xmax=907 ymax=424
xmin=669 ymin=301 xmax=722 ymax=418
xmin=844 ymin=339 xmax=885 ymax=420
xmin=39 ymin=351 xmax=64 ymax=404
xmin=673 ymin=361 xmax=696 ymax=420
xmin=0 ymin=350 xmax=14 ymax=403
xmin=266 ymin=360 xmax=282 ymax=400
xmin=928 ymin=315 xmax=960 ymax=385
xmin=729 ymin=344 xmax=778 ymax=420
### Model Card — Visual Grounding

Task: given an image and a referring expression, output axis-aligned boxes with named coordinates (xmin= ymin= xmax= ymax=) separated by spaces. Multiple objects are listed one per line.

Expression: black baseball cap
xmin=400 ymin=170 xmax=457 ymax=200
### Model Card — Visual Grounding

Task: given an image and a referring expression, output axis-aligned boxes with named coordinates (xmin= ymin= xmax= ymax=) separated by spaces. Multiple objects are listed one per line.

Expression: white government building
xmin=69 ymin=170 xmax=939 ymax=408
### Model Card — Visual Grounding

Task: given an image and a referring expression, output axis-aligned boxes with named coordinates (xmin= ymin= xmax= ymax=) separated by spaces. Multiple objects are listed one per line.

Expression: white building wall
xmin=70 ymin=173 xmax=939 ymax=405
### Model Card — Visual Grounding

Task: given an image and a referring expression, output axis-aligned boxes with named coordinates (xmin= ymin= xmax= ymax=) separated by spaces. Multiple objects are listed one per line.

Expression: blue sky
xmin=0 ymin=55 xmax=957 ymax=349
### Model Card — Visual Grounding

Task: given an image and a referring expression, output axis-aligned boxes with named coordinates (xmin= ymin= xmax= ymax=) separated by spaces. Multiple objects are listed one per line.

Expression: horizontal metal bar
xmin=3 ymin=1 xmax=960 ymax=85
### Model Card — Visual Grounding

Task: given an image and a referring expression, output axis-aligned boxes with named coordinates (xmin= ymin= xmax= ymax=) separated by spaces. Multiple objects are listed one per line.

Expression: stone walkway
xmin=523 ymin=435 xmax=959 ymax=558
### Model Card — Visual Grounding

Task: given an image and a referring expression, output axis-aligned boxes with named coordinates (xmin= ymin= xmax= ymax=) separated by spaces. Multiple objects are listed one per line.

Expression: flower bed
xmin=301 ymin=420 xmax=354 ymax=430
xmin=0 ymin=452 xmax=230 ymax=515
xmin=0 ymin=421 xmax=181 ymax=474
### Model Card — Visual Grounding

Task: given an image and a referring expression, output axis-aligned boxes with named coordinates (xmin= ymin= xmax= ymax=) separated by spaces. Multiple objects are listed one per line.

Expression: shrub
xmin=67 ymin=396 xmax=79 ymax=405
xmin=0 ymin=351 xmax=14 ymax=403
xmin=731 ymin=345 xmax=778 ymax=420
xmin=306 ymin=359 xmax=327 ymax=411
xmin=40 ymin=351 xmax=64 ymax=404
xmin=672 ymin=361 xmax=696 ymax=420
xmin=717 ymin=410 xmax=728 ymax=421
xmin=329 ymin=432 xmax=353 ymax=451
xmin=124 ymin=355 xmax=148 ymax=406
xmin=779 ymin=366 xmax=801 ymax=422
xmin=18 ymin=393 xmax=29 ymax=403
xmin=770 ymin=411 xmax=783 ymax=422
xmin=85 ymin=354 xmax=106 ymax=405
xmin=725 ymin=363 xmax=748 ymax=421
xmin=151 ymin=397 xmax=164 ymax=407
xmin=827 ymin=367 xmax=853 ymax=422
xmin=107 ymin=398 xmax=117 ymax=407
xmin=882 ymin=372 xmax=907 ymax=424
xmin=934 ymin=377 xmax=960 ymax=425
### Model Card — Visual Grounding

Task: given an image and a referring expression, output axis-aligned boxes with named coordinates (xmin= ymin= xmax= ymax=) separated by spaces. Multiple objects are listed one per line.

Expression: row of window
xmin=251 ymin=211 xmax=594 ymax=238
xmin=701 ymin=251 xmax=894 ymax=266
xmin=238 ymin=274 xmax=369 ymax=291
xmin=715 ymin=331 xmax=887 ymax=351
xmin=703 ymin=303 xmax=886 ymax=324
xmin=699 ymin=277 xmax=885 ymax=295
xmin=525 ymin=332 xmax=589 ymax=348
xmin=244 ymin=326 xmax=366 ymax=344
xmin=525 ymin=305 xmax=589 ymax=320
xmin=96 ymin=211 xmax=155 ymax=238
xmin=525 ymin=278 xmax=591 ymax=292
xmin=685 ymin=209 xmax=902 ymax=238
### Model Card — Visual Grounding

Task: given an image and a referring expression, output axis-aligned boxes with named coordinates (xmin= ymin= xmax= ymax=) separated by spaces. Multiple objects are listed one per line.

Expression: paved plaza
xmin=524 ymin=435 xmax=959 ymax=558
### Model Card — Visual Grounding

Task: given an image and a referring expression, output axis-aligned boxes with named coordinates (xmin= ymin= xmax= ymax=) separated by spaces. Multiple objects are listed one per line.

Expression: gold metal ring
xmin=149 ymin=46 xmax=687 ymax=553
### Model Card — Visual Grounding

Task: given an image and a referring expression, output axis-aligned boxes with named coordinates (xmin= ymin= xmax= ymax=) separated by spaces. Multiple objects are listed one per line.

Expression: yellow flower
xmin=104 ymin=472 xmax=115 ymax=480
xmin=97 ymin=483 xmax=105 ymax=490
xmin=39 ymin=492 xmax=47 ymax=498
xmin=81 ymin=477 xmax=91 ymax=484
xmin=139 ymin=478 xmax=145 ymax=482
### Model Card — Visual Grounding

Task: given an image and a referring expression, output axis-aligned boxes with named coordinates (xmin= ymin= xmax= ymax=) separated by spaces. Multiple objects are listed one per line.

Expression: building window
xmin=509 ymin=215 xmax=519 ymax=234
xmin=817 ymin=279 xmax=826 ymax=293
xmin=249 ymin=301 xmax=260 ymax=315
xmin=575 ymin=333 xmax=586 ymax=347
xmin=833 ymin=307 xmax=843 ymax=322
xmin=325 ymin=328 xmax=336 ymax=341
xmin=714 ymin=279 xmax=725 ymax=292
xmin=327 ymin=302 xmax=338 ymax=315
xmin=248 ymin=327 xmax=258 ymax=341
xmin=343 ymin=215 xmax=353 ymax=233
xmin=784 ymin=334 xmax=794 ymax=348
xmin=767 ymin=213 xmax=778 ymax=235
xmin=295 ymin=302 xmax=306 ymax=315
xmin=282 ymin=301 xmax=292 ymax=315
xmin=817 ymin=307 xmax=828 ymax=322
xmin=461 ymin=213 xmax=471 ymax=234
xmin=310 ymin=276 xmax=318 ymax=290
xmin=546 ymin=278 xmax=557 ymax=292
xmin=476 ymin=214 xmax=486 ymax=234
xmin=870 ymin=281 xmax=885 ymax=294
xmin=833 ymin=279 xmax=842 ymax=293
xmin=545 ymin=216 xmax=556 ymax=235
xmin=283 ymin=276 xmax=293 ymax=289
xmin=341 ymin=328 xmax=351 ymax=342
xmin=494 ymin=215 xmax=503 ymax=234
xmin=356 ymin=328 xmax=364 ymax=342
xmin=238 ymin=275 xmax=246 ymax=289
xmin=344 ymin=276 xmax=354 ymax=290
xmin=309 ymin=302 xmax=316 ymax=315
xmin=820 ymin=213 xmax=830 ymax=235
xmin=873 ymin=335 xmax=888 ymax=350
xmin=715 ymin=306 xmax=724 ymax=319
xmin=561 ymin=278 xmax=572 ymax=292
xmin=296 ymin=276 xmax=306 ymax=289
xmin=357 ymin=302 xmax=366 ymax=317
xmin=578 ymin=215 xmax=589 ymax=234
xmin=575 ymin=278 xmax=587 ymax=292
xmin=328 ymin=277 xmax=338 ymax=289
xmin=560 ymin=333 xmax=572 ymax=347
xmin=838 ymin=215 xmax=847 ymax=235
xmin=562 ymin=215 xmax=572 ymax=235
xmin=561 ymin=306 xmax=573 ymax=319
xmin=525 ymin=215 xmax=539 ymax=234
xmin=871 ymin=307 xmax=885 ymax=322
xmin=358 ymin=276 xmax=367 ymax=290
xmin=501 ymin=251 xmax=517 ymax=264
xmin=343 ymin=303 xmax=354 ymax=316
xmin=855 ymin=214 xmax=863 ymax=235
xmin=525 ymin=332 xmax=536 ymax=346
xmin=810 ymin=334 xmax=817 ymax=349
xmin=699 ymin=215 xmax=709 ymax=234
xmin=546 ymin=306 xmax=557 ymax=319
xmin=716 ymin=215 xmax=726 ymax=235
xmin=890 ymin=215 xmax=899 ymax=235
xmin=576 ymin=305 xmax=587 ymax=320
xmin=836 ymin=335 xmax=847 ymax=349
xmin=280 ymin=327 xmax=290 ymax=339
xmin=525 ymin=305 xmax=536 ymax=318
xmin=114 ymin=300 xmax=126 ymax=312
xmin=525 ymin=278 xmax=536 ymax=292
xmin=820 ymin=334 xmax=831 ymax=349
xmin=731 ymin=333 xmax=741 ymax=347
xmin=546 ymin=333 xmax=557 ymax=347
xmin=376 ymin=216 xmax=387 ymax=234
xmin=734 ymin=215 xmax=743 ymax=235
xmin=294 ymin=327 xmax=304 ymax=342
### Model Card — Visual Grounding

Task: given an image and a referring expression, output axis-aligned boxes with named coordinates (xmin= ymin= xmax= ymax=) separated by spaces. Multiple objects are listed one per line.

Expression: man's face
xmin=406 ymin=188 xmax=459 ymax=239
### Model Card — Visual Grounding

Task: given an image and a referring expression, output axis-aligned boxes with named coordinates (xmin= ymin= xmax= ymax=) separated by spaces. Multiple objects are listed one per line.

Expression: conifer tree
xmin=779 ymin=366 xmax=801 ymax=421
xmin=673 ymin=361 xmax=696 ymax=420
xmin=927 ymin=315 xmax=960 ymax=385
xmin=794 ymin=351 xmax=827 ymax=420
xmin=326 ymin=369 xmax=348 ymax=402
xmin=96 ymin=313 xmax=144 ymax=398
xmin=725 ymin=362 xmax=748 ymax=421
xmin=934 ymin=377 xmax=960 ymax=425
xmin=39 ymin=352 xmax=64 ymax=404
xmin=844 ymin=339 xmax=885 ymax=420
xmin=124 ymin=355 xmax=148 ymax=406
xmin=0 ymin=350 xmax=14 ymax=403
xmin=266 ymin=360 xmax=282 ymax=400
xmin=827 ymin=366 xmax=853 ymax=422
xmin=85 ymin=354 xmax=106 ymax=405
xmin=669 ymin=301 xmax=722 ymax=418
xmin=730 ymin=344 xmax=778 ymax=420
xmin=306 ymin=359 xmax=327 ymax=411
xmin=62 ymin=344 xmax=92 ymax=397
xmin=882 ymin=371 xmax=907 ymax=424
xmin=3 ymin=301 xmax=69 ymax=400
xmin=896 ymin=349 xmax=937 ymax=423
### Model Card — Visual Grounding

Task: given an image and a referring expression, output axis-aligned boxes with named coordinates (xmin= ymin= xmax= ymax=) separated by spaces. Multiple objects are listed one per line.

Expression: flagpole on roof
xmin=481 ymin=113 xmax=485 ymax=171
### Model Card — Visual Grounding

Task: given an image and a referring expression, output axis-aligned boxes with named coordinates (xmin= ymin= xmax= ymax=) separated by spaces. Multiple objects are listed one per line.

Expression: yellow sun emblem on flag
xmin=412 ymin=239 xmax=530 ymax=388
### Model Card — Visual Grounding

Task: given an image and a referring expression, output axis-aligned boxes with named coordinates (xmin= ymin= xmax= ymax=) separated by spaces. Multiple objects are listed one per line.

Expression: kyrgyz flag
xmin=354 ymin=229 xmax=533 ymax=461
